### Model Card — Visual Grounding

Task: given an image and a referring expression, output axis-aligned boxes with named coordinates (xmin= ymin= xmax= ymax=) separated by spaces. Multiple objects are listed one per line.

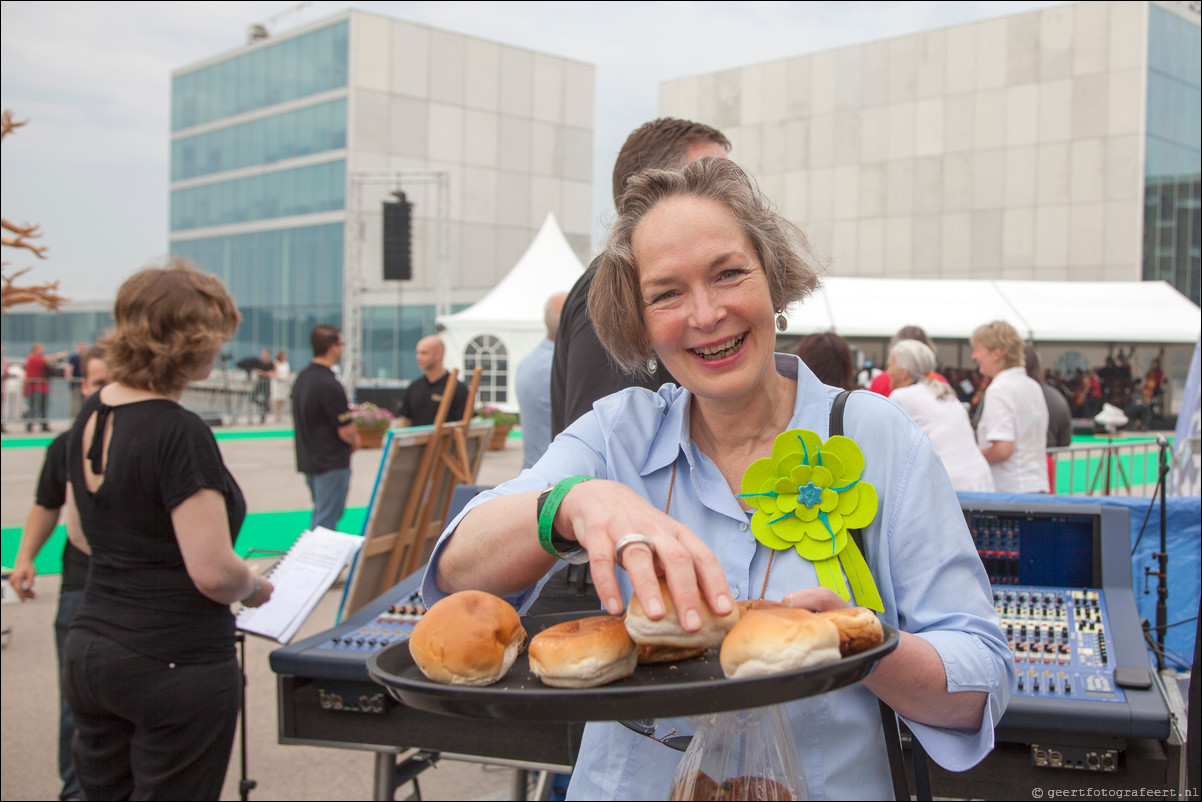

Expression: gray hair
xmin=891 ymin=339 xmax=954 ymax=400
xmin=591 ymin=158 xmax=822 ymax=375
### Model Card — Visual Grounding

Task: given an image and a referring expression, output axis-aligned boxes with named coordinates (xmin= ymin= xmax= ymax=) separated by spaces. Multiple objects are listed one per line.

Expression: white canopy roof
xmin=438 ymin=213 xmax=585 ymax=332
xmin=783 ymin=278 xmax=1200 ymax=344
xmin=437 ymin=213 xmax=586 ymax=409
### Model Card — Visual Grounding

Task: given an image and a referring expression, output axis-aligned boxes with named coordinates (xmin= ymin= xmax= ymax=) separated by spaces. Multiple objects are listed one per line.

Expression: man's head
xmin=415 ymin=336 xmax=446 ymax=373
xmin=544 ymin=293 xmax=568 ymax=340
xmin=261 ymin=347 xmax=271 ymax=362
xmin=81 ymin=346 xmax=109 ymax=398
xmin=611 ymin=118 xmax=730 ymax=204
xmin=311 ymin=325 xmax=343 ymax=362
xmin=76 ymin=341 xmax=87 ymax=355
xmin=32 ymin=343 xmax=44 ymax=356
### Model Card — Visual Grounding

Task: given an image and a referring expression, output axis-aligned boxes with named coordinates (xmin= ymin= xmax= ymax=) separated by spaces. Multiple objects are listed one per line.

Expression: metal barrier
xmin=180 ymin=371 xmax=287 ymax=425
xmin=1 ymin=375 xmax=79 ymax=431
xmin=1049 ymin=438 xmax=1167 ymax=497
xmin=1 ymin=371 xmax=289 ymax=430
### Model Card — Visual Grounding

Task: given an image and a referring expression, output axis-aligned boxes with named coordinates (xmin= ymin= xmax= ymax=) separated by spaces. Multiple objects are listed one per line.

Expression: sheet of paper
xmin=236 ymin=527 xmax=364 ymax=643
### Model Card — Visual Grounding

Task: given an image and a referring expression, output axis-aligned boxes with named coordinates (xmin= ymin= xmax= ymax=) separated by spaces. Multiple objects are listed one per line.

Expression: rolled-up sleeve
xmin=859 ymin=391 xmax=1015 ymax=772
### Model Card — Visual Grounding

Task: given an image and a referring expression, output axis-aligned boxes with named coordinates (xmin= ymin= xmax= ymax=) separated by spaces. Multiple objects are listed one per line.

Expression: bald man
xmin=516 ymin=292 xmax=567 ymax=468
xmin=397 ymin=335 xmax=468 ymax=427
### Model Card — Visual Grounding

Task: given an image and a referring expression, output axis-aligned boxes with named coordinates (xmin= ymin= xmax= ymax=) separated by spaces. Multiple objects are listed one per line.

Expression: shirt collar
xmin=639 ymin=353 xmax=833 ymax=477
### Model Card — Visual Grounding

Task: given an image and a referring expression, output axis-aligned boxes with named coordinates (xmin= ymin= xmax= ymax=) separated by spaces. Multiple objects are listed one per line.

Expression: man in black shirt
xmin=292 ymin=325 xmax=359 ymax=531
xmin=9 ymin=345 xmax=108 ymax=802
xmin=550 ymin=118 xmax=731 ymax=437
xmin=398 ymin=335 xmax=468 ymax=427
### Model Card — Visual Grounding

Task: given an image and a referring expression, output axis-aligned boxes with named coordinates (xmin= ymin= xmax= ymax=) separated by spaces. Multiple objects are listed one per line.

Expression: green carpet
xmin=1 ymin=428 xmax=297 ymax=449
xmin=2 ymin=507 xmax=367 ymax=574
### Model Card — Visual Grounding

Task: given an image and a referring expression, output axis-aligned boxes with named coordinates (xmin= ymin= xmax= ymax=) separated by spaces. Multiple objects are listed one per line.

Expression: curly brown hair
xmin=101 ymin=258 xmax=240 ymax=395
xmin=591 ymin=158 xmax=822 ymax=375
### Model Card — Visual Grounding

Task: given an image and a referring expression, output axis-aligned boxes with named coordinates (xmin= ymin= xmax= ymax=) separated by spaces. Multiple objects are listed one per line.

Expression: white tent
xmin=437 ymin=213 xmax=586 ymax=412
xmin=781 ymin=277 xmax=1200 ymax=344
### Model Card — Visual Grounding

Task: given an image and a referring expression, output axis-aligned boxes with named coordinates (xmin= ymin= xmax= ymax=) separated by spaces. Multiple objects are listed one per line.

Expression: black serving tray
xmin=367 ymin=611 xmax=898 ymax=722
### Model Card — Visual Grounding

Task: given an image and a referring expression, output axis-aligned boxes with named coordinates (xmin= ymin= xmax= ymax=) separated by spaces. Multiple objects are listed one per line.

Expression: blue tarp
xmin=959 ymin=492 xmax=1200 ymax=669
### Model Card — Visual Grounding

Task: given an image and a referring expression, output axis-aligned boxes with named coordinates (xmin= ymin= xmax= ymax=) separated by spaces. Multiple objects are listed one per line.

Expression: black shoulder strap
xmin=829 ymin=389 xmax=931 ymax=802
xmin=829 ymin=391 xmax=863 ymax=556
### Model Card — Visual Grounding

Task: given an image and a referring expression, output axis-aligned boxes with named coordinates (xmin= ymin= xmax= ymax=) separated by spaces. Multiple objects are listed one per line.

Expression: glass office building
xmin=167 ymin=19 xmax=353 ymax=376
xmin=166 ymin=10 xmax=592 ymax=384
xmin=1143 ymin=3 xmax=1201 ymax=304
xmin=4 ymin=9 xmax=594 ymax=414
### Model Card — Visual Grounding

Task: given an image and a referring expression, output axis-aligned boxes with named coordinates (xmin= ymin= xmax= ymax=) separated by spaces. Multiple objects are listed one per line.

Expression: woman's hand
xmin=555 ymin=479 xmax=734 ymax=629
xmin=240 ymin=575 xmax=275 ymax=608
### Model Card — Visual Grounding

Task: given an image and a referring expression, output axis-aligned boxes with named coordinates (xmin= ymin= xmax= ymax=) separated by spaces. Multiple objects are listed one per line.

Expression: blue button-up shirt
xmin=423 ymin=354 xmax=1013 ymax=800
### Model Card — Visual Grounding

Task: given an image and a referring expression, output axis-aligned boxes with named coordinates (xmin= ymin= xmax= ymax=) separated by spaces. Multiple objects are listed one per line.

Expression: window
xmin=464 ymin=335 xmax=509 ymax=405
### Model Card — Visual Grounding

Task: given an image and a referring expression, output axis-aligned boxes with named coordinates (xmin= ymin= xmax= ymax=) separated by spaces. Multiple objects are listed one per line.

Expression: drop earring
xmin=648 ymin=356 xmax=658 ymax=373
xmin=776 ymin=313 xmax=788 ymax=332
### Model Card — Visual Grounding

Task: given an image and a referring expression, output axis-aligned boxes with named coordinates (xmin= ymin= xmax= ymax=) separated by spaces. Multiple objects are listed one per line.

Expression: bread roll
xmin=408 ymin=590 xmax=526 ymax=686
xmin=669 ymin=770 xmax=720 ymax=801
xmin=529 ymin=616 xmax=637 ymax=688
xmin=718 ymin=776 xmax=799 ymax=801
xmin=719 ymin=607 xmax=841 ymax=679
xmin=818 ymin=606 xmax=884 ymax=656
xmin=737 ymin=599 xmax=783 ymax=614
xmin=624 ymin=578 xmax=740 ymax=649
xmin=635 ymin=643 xmax=708 ymax=665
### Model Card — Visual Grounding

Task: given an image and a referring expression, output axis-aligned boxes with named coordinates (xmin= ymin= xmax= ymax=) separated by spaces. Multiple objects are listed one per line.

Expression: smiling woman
xmin=420 ymin=158 xmax=1012 ymax=801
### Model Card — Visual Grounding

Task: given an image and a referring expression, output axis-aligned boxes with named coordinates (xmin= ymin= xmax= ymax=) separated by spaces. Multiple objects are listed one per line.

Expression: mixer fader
xmin=995 ymin=586 xmax=1124 ymax=702
xmin=320 ymin=591 xmax=426 ymax=653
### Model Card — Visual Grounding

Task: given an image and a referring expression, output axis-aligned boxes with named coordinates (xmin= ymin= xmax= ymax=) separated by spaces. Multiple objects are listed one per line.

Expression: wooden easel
xmin=341 ymin=367 xmax=492 ymax=615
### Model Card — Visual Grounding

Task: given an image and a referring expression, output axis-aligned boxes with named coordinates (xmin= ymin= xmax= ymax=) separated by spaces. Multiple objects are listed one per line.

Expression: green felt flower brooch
xmin=738 ymin=429 xmax=883 ymax=611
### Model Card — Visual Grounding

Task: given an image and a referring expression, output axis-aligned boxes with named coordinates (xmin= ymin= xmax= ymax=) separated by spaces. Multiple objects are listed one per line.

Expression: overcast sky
xmin=1 ymin=0 xmax=1064 ymax=302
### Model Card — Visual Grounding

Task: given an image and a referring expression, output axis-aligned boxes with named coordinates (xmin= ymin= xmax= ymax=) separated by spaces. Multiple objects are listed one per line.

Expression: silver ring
xmin=614 ymin=533 xmax=655 ymax=569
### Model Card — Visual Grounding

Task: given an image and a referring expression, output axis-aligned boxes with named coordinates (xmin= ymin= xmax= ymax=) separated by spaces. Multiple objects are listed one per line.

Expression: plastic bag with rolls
xmin=667 ymin=705 xmax=807 ymax=801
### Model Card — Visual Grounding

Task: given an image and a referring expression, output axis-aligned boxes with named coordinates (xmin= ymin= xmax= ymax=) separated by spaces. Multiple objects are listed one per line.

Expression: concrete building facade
xmin=659 ymin=1 xmax=1199 ymax=304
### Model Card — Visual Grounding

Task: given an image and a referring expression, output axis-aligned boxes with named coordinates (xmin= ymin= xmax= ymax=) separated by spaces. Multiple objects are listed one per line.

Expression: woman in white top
xmin=887 ymin=341 xmax=995 ymax=492
xmin=270 ymin=350 xmax=291 ymax=422
xmin=970 ymin=321 xmax=1049 ymax=493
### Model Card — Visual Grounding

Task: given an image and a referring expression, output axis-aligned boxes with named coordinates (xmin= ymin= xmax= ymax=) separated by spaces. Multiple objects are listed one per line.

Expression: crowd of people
xmin=2 ymin=113 xmax=1180 ymax=801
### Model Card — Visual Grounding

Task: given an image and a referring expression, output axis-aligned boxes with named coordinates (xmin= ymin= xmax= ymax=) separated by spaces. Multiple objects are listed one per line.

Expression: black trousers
xmin=63 ymin=628 xmax=239 ymax=801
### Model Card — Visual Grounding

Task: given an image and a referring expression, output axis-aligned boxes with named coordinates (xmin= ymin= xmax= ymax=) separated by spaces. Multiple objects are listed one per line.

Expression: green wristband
xmin=537 ymin=475 xmax=592 ymax=561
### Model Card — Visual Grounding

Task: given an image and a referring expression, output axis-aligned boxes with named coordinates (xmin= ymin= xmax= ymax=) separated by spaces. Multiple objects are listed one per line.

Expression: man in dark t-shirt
xmin=398 ymin=335 xmax=468 ymax=426
xmin=9 ymin=346 xmax=108 ymax=802
xmin=292 ymin=325 xmax=359 ymax=531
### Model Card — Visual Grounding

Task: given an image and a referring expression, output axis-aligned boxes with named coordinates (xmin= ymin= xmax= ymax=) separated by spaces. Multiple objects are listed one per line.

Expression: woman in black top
xmin=63 ymin=261 xmax=274 ymax=800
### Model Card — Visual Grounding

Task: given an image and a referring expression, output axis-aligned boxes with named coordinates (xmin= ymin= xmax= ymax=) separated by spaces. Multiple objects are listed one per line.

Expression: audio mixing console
xmin=962 ymin=502 xmax=1169 ymax=740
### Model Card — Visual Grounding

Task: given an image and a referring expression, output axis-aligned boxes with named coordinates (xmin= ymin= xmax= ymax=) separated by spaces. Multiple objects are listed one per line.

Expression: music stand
xmin=235 ymin=547 xmax=288 ymax=801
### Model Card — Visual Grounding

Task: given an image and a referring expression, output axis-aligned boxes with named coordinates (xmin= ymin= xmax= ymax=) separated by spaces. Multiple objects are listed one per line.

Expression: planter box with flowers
xmin=476 ymin=406 xmax=519 ymax=451
xmin=351 ymin=402 xmax=393 ymax=449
